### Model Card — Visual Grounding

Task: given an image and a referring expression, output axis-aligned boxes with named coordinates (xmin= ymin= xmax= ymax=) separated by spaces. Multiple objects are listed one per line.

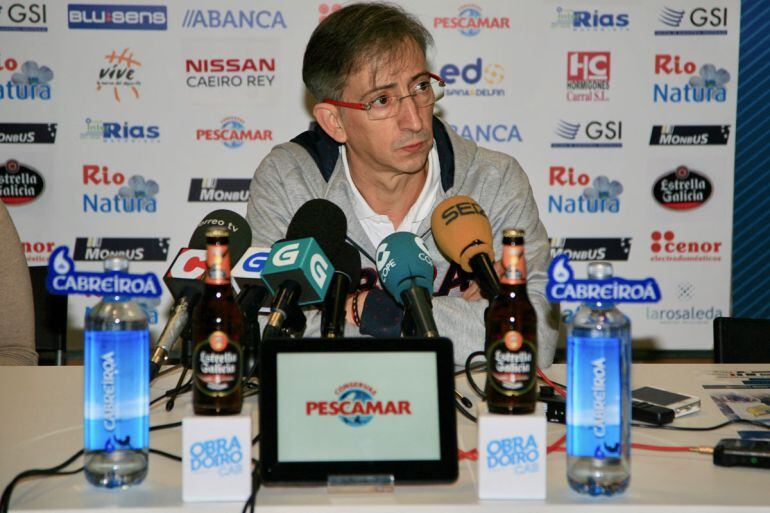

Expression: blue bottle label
xmin=84 ymin=330 xmax=150 ymax=452
xmin=567 ymin=336 xmax=622 ymax=459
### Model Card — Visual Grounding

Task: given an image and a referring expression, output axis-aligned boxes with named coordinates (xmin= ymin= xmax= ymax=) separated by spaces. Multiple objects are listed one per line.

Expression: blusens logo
xmin=0 ymin=159 xmax=44 ymax=205
xmin=73 ymin=237 xmax=170 ymax=262
xmin=650 ymin=125 xmax=729 ymax=146
xmin=552 ymin=119 xmax=621 ymax=148
xmin=433 ymin=4 xmax=510 ymax=37
xmin=0 ymin=57 xmax=53 ymax=101
xmin=81 ymin=118 xmax=160 ymax=143
xmin=550 ymin=237 xmax=631 ymax=261
xmin=551 ymin=7 xmax=629 ymax=31
xmin=196 ymin=117 xmax=272 ymax=148
xmin=650 ymin=230 xmax=722 ymax=263
xmin=181 ymin=9 xmax=286 ymax=29
xmin=306 ymin=382 xmax=412 ymax=427
xmin=439 ymin=57 xmax=505 ymax=97
xmin=96 ymin=48 xmax=142 ymax=102
xmin=68 ymin=4 xmax=167 ymax=30
xmin=652 ymin=166 xmax=712 ymax=211
xmin=656 ymin=6 xmax=727 ymax=36
xmin=566 ymin=51 xmax=609 ymax=102
xmin=451 ymin=123 xmax=522 ymax=143
xmin=188 ymin=178 xmax=250 ymax=202
xmin=82 ymin=164 xmax=158 ymax=214
xmin=0 ymin=123 xmax=56 ymax=144
xmin=653 ymin=54 xmax=729 ymax=104
xmin=548 ymin=165 xmax=622 ymax=214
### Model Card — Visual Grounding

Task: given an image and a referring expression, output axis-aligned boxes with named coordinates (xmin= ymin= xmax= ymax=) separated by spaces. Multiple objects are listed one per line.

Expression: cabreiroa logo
xmin=0 ymin=159 xmax=44 ymax=205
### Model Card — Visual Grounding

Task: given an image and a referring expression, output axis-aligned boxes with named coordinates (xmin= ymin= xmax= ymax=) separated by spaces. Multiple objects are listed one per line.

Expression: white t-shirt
xmin=340 ymin=143 xmax=440 ymax=250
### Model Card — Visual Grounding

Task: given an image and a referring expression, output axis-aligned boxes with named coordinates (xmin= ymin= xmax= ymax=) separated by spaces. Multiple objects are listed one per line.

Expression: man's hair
xmin=303 ymin=2 xmax=434 ymax=102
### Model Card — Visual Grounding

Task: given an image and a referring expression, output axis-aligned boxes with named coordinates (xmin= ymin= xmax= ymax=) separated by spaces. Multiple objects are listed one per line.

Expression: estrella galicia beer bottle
xmin=192 ymin=228 xmax=244 ymax=415
xmin=484 ymin=228 xmax=538 ymax=414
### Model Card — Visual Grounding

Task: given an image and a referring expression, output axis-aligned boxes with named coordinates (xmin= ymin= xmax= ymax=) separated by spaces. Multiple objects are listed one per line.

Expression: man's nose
xmin=397 ymin=94 xmax=424 ymax=133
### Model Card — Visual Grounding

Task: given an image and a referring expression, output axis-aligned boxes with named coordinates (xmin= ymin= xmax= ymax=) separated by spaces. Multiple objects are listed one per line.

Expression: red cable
xmin=537 ymin=368 xmax=566 ymax=397
xmin=547 ymin=434 xmax=567 ymax=454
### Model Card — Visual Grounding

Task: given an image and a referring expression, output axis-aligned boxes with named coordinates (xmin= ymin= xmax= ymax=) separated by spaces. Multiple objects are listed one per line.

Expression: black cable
xmin=632 ymin=419 xmax=733 ymax=431
xmin=150 ymin=421 xmax=182 ymax=432
xmin=150 ymin=379 xmax=193 ymax=407
xmin=149 ymin=448 xmax=182 ymax=462
xmin=454 ymin=399 xmax=477 ymax=423
xmin=0 ymin=449 xmax=84 ymax=513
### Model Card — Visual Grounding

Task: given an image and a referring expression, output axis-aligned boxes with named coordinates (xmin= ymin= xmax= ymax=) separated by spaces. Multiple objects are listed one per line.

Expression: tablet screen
xmin=276 ymin=351 xmax=440 ymax=462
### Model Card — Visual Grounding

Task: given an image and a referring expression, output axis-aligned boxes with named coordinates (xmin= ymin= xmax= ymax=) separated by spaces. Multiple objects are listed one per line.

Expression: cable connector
xmin=689 ymin=445 xmax=714 ymax=455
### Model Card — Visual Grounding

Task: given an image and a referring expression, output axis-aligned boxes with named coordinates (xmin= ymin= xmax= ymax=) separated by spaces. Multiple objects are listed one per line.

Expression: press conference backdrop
xmin=0 ymin=1 xmax=740 ymax=351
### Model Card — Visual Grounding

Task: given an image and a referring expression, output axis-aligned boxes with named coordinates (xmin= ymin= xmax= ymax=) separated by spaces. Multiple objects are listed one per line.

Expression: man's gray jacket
xmin=246 ymin=117 xmax=559 ymax=368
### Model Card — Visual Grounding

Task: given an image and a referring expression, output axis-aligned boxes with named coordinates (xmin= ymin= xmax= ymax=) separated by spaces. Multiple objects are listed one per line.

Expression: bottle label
xmin=84 ymin=330 xmax=150 ymax=452
xmin=567 ymin=336 xmax=623 ymax=459
xmin=486 ymin=331 xmax=536 ymax=396
xmin=501 ymin=245 xmax=526 ymax=285
xmin=193 ymin=331 xmax=242 ymax=397
xmin=205 ymin=244 xmax=231 ymax=285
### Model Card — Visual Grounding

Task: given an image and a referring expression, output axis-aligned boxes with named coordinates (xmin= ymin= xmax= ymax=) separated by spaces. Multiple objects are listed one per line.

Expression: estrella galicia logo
xmin=46 ymin=246 xmax=162 ymax=297
xmin=652 ymin=165 xmax=712 ymax=211
xmin=550 ymin=238 xmax=631 ymax=261
xmin=189 ymin=436 xmax=244 ymax=475
xmin=0 ymin=159 xmax=44 ymax=205
xmin=551 ymin=7 xmax=629 ymax=30
xmin=546 ymin=255 xmax=661 ymax=303
xmin=656 ymin=6 xmax=727 ymax=36
xmin=188 ymin=178 xmax=250 ymax=202
xmin=181 ymin=9 xmax=286 ymax=29
xmin=0 ymin=123 xmax=56 ymax=144
xmin=487 ymin=435 xmax=540 ymax=473
xmin=0 ymin=3 xmax=48 ymax=32
xmin=552 ymin=120 xmax=622 ymax=148
xmin=73 ymin=237 xmax=170 ymax=262
xmin=68 ymin=4 xmax=167 ymax=30
xmin=305 ymin=382 xmax=412 ymax=427
xmin=650 ymin=125 xmax=729 ymax=146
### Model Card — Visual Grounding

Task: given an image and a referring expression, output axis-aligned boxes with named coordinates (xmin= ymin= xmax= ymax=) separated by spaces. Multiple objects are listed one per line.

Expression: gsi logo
xmin=273 ymin=243 xmax=299 ymax=266
xmin=310 ymin=254 xmax=329 ymax=288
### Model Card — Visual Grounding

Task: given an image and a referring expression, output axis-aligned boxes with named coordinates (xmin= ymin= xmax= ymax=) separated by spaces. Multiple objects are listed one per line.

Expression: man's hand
xmin=460 ymin=260 xmax=504 ymax=301
xmin=345 ymin=290 xmax=369 ymax=325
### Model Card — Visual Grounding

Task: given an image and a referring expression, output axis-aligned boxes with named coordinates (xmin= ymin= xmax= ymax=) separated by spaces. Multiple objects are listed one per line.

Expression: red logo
xmin=655 ymin=54 xmax=697 ymax=75
xmin=549 ymin=166 xmax=590 ymax=186
xmin=184 ymin=58 xmax=274 ymax=73
xmin=567 ymin=52 xmax=610 ymax=82
xmin=23 ymin=241 xmax=56 ymax=264
xmin=82 ymin=164 xmax=125 ymax=185
xmin=318 ymin=3 xmax=341 ymax=23
xmin=650 ymin=230 xmax=722 ymax=262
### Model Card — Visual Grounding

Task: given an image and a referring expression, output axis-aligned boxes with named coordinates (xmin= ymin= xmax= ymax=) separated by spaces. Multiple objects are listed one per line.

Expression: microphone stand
xmin=165 ymin=324 xmax=194 ymax=412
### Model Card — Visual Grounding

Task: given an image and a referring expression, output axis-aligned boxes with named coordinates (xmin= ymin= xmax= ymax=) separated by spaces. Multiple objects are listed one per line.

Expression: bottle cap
xmin=587 ymin=261 xmax=613 ymax=280
xmin=103 ymin=255 xmax=129 ymax=272
xmin=206 ymin=227 xmax=230 ymax=240
xmin=503 ymin=228 xmax=525 ymax=239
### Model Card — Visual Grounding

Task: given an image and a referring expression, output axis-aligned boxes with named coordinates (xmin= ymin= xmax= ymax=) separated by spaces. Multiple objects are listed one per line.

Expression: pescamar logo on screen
xmin=546 ymin=255 xmax=661 ymax=303
xmin=68 ymin=4 xmax=167 ymax=30
xmin=652 ymin=165 xmax=712 ymax=211
xmin=306 ymin=382 xmax=412 ymax=427
xmin=46 ymin=246 xmax=161 ymax=297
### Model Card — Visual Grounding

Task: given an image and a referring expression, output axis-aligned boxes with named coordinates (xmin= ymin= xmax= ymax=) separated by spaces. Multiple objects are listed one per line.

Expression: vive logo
xmin=273 ymin=242 xmax=299 ymax=267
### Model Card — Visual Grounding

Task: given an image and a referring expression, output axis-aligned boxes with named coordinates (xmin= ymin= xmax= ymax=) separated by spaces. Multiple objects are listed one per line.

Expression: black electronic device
xmin=714 ymin=439 xmax=770 ymax=469
xmin=632 ymin=386 xmax=700 ymax=418
xmin=259 ymin=337 xmax=458 ymax=485
xmin=631 ymin=400 xmax=675 ymax=425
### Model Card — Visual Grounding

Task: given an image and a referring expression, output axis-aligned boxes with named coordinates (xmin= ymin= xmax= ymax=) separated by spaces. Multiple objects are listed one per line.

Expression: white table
xmin=1 ymin=364 xmax=768 ymax=512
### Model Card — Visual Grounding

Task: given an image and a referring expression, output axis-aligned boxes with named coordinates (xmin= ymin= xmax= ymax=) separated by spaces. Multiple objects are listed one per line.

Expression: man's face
xmin=337 ymin=39 xmax=435 ymax=180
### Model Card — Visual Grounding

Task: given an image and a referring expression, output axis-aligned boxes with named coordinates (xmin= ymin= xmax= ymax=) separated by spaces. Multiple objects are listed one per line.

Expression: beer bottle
xmin=192 ymin=228 xmax=244 ymax=415
xmin=484 ymin=228 xmax=538 ymax=414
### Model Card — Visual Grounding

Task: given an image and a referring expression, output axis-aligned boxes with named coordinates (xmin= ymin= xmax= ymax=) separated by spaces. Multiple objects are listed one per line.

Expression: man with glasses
xmin=246 ymin=3 xmax=558 ymax=368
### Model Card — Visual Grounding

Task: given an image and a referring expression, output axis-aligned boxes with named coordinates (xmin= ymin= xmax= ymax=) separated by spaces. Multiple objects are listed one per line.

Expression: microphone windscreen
xmin=188 ymin=209 xmax=252 ymax=264
xmin=375 ymin=232 xmax=434 ymax=304
xmin=286 ymin=199 xmax=347 ymax=258
xmin=430 ymin=195 xmax=494 ymax=273
xmin=333 ymin=242 xmax=362 ymax=292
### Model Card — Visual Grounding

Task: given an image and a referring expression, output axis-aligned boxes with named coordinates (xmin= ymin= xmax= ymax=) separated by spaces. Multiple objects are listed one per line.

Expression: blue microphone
xmin=375 ymin=232 xmax=439 ymax=338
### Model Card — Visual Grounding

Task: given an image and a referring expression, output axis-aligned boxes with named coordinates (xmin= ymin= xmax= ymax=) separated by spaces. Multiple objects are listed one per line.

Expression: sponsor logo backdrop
xmin=2 ymin=0 xmax=738 ymax=351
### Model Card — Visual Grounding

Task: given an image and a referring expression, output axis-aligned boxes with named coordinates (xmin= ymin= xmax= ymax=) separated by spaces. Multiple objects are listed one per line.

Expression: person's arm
xmin=0 ymin=202 xmax=37 ymax=365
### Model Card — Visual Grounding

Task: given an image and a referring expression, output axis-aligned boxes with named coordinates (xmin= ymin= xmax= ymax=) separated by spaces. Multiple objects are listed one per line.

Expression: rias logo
xmin=0 ymin=57 xmax=53 ymax=101
xmin=81 ymin=164 xmax=158 ymax=214
xmin=433 ymin=4 xmax=510 ymax=36
xmin=547 ymin=165 xmax=622 ymax=214
xmin=451 ymin=123 xmax=522 ymax=143
xmin=305 ymin=382 xmax=412 ymax=427
xmin=652 ymin=166 xmax=712 ymax=211
xmin=552 ymin=120 xmax=621 ymax=148
xmin=566 ymin=51 xmax=610 ymax=102
xmin=551 ymin=7 xmax=629 ymax=30
xmin=656 ymin=6 xmax=727 ymax=36
xmin=439 ymin=57 xmax=505 ymax=97
xmin=653 ymin=54 xmax=730 ymax=104
xmin=96 ymin=49 xmax=142 ymax=102
xmin=81 ymin=119 xmax=159 ymax=143
xmin=196 ymin=117 xmax=273 ymax=148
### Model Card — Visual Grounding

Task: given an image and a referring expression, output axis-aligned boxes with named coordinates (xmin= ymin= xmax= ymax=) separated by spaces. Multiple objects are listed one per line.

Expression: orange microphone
xmin=431 ymin=195 xmax=500 ymax=299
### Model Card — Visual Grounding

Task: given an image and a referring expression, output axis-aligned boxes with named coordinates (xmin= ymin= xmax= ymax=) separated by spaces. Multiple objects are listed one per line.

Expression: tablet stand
xmin=326 ymin=474 xmax=395 ymax=494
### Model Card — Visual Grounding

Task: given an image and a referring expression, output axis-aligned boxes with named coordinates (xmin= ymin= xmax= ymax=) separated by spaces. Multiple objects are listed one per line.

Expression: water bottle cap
xmin=587 ymin=261 xmax=613 ymax=280
xmin=103 ymin=255 xmax=129 ymax=272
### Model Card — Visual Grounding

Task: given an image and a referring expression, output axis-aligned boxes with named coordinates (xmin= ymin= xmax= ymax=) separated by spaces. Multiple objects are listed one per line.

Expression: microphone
xmin=261 ymin=199 xmax=347 ymax=338
xmin=375 ymin=232 xmax=439 ymax=338
xmin=149 ymin=210 xmax=252 ymax=380
xmin=321 ymin=242 xmax=362 ymax=338
xmin=431 ymin=195 xmax=499 ymax=299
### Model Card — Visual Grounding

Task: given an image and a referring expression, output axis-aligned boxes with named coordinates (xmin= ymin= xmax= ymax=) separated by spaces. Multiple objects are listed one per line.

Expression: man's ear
xmin=313 ymin=103 xmax=347 ymax=144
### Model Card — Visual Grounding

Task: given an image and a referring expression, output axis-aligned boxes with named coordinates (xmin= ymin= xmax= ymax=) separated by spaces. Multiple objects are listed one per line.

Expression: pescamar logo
xmin=195 ymin=117 xmax=272 ymax=148
xmin=181 ymin=9 xmax=286 ymax=29
xmin=185 ymin=57 xmax=275 ymax=90
xmin=552 ymin=120 xmax=621 ymax=148
xmin=80 ymin=118 xmax=159 ymax=142
xmin=656 ymin=6 xmax=727 ymax=36
xmin=550 ymin=237 xmax=631 ymax=261
xmin=548 ymin=165 xmax=622 ymax=214
xmin=0 ymin=123 xmax=56 ymax=144
xmin=305 ymin=382 xmax=412 ymax=427
xmin=652 ymin=166 xmax=712 ymax=211
xmin=0 ymin=159 xmax=44 ymax=205
xmin=0 ymin=58 xmax=53 ymax=101
xmin=68 ymin=4 xmax=167 ymax=30
xmin=566 ymin=51 xmax=609 ymax=102
xmin=451 ymin=123 xmax=522 ymax=143
xmin=97 ymin=48 xmax=142 ymax=102
xmin=0 ymin=3 xmax=47 ymax=32
xmin=551 ymin=7 xmax=629 ymax=30
xmin=433 ymin=4 xmax=510 ymax=36
xmin=650 ymin=125 xmax=729 ymax=146
xmin=650 ymin=230 xmax=722 ymax=263
xmin=188 ymin=178 xmax=250 ymax=202
xmin=73 ymin=237 xmax=170 ymax=262
xmin=439 ymin=58 xmax=505 ymax=97
xmin=653 ymin=54 xmax=729 ymax=104
xmin=82 ymin=164 xmax=158 ymax=214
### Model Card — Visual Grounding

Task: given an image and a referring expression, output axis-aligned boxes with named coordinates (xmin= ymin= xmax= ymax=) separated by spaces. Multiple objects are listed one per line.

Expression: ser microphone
xmin=149 ymin=210 xmax=252 ymax=380
xmin=376 ymin=232 xmax=439 ymax=338
xmin=321 ymin=242 xmax=361 ymax=338
xmin=431 ymin=195 xmax=499 ymax=299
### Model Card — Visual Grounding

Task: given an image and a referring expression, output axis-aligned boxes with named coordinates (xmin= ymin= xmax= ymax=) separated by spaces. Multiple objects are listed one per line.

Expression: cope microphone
xmin=321 ymin=242 xmax=362 ymax=338
xmin=431 ymin=195 xmax=499 ymax=299
xmin=261 ymin=199 xmax=346 ymax=339
xmin=149 ymin=210 xmax=252 ymax=380
xmin=376 ymin=232 xmax=439 ymax=338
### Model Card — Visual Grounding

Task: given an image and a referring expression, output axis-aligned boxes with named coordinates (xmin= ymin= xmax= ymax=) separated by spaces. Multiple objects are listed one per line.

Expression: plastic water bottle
xmin=84 ymin=256 xmax=150 ymax=488
xmin=566 ymin=262 xmax=631 ymax=496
